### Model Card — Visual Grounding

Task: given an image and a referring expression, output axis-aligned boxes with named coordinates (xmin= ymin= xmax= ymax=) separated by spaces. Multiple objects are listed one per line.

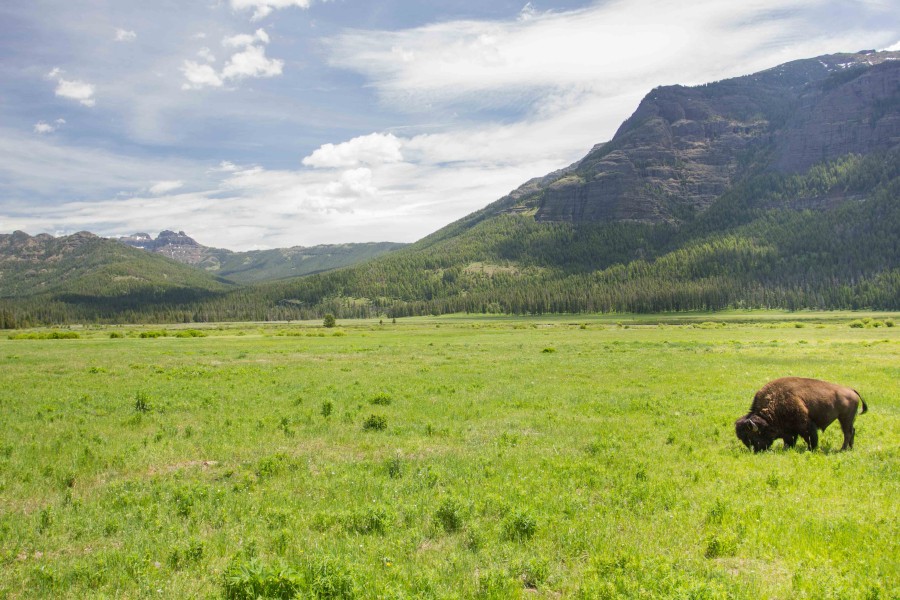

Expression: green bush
xmin=133 ymin=392 xmax=151 ymax=413
xmin=362 ymin=414 xmax=387 ymax=431
xmin=435 ymin=498 xmax=464 ymax=533
xmin=323 ymin=314 xmax=336 ymax=328
xmin=369 ymin=392 xmax=392 ymax=406
xmin=223 ymin=559 xmax=303 ymax=600
xmin=503 ymin=510 xmax=537 ymax=541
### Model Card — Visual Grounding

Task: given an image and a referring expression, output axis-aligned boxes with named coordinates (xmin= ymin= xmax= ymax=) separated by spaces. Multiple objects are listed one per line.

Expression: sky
xmin=1 ymin=0 xmax=898 ymax=250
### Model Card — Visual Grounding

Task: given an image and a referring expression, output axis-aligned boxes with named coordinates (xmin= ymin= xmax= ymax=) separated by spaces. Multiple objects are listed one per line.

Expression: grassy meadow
xmin=0 ymin=312 xmax=898 ymax=598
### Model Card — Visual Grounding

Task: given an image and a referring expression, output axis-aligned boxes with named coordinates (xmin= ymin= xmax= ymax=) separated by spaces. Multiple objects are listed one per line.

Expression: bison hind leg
xmin=839 ymin=420 xmax=856 ymax=451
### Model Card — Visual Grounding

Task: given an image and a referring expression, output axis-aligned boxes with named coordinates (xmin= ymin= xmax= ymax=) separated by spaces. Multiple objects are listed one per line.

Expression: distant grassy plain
xmin=1 ymin=312 xmax=897 ymax=598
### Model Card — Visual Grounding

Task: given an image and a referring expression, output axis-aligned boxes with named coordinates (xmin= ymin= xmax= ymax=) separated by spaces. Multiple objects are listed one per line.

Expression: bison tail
xmin=854 ymin=390 xmax=868 ymax=414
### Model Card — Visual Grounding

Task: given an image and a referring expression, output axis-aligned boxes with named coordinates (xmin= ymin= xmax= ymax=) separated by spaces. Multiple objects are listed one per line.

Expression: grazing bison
xmin=735 ymin=377 xmax=867 ymax=452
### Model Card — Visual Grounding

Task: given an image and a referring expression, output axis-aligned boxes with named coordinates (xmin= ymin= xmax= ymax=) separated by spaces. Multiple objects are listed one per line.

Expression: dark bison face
xmin=735 ymin=414 xmax=775 ymax=452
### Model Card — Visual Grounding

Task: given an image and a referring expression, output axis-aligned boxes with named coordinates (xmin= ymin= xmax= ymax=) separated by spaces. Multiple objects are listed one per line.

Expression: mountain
xmin=211 ymin=50 xmax=898 ymax=320
xmin=458 ymin=50 xmax=900 ymax=226
xmin=117 ymin=230 xmax=406 ymax=283
xmin=2 ymin=50 xmax=899 ymax=325
xmin=0 ymin=231 xmax=232 ymax=326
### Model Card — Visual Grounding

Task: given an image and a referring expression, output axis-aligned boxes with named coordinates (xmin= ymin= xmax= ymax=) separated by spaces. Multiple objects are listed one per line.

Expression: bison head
xmin=735 ymin=414 xmax=776 ymax=452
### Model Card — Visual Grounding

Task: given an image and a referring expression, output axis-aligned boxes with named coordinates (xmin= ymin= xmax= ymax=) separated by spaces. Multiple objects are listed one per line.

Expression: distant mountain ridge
xmin=0 ymin=230 xmax=230 ymax=324
xmin=117 ymin=231 xmax=406 ymax=283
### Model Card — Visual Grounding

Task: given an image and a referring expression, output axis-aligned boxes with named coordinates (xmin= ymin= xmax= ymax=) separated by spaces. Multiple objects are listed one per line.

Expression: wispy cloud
xmin=230 ymin=0 xmax=313 ymax=21
xmin=149 ymin=180 xmax=184 ymax=195
xmin=34 ymin=119 xmax=65 ymax=135
xmin=326 ymin=0 xmax=898 ymax=119
xmin=115 ymin=28 xmax=137 ymax=42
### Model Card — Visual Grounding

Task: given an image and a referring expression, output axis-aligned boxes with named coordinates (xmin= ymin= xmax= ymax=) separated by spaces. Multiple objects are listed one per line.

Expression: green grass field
xmin=1 ymin=313 xmax=898 ymax=599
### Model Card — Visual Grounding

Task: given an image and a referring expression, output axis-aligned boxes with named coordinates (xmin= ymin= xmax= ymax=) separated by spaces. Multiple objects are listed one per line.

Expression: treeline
xmin=2 ymin=152 xmax=899 ymax=326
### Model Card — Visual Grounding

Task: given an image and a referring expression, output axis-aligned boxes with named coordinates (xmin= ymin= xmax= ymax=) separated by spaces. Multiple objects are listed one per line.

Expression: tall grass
xmin=0 ymin=314 xmax=897 ymax=598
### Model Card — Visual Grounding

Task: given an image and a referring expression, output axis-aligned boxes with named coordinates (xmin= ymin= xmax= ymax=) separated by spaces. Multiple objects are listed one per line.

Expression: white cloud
xmin=885 ymin=40 xmax=900 ymax=51
xmin=325 ymin=0 xmax=898 ymax=119
xmin=197 ymin=47 xmax=216 ymax=63
xmin=302 ymin=133 xmax=404 ymax=168
xmin=222 ymin=44 xmax=284 ymax=80
xmin=115 ymin=28 xmax=137 ymax=42
xmin=47 ymin=68 xmax=96 ymax=107
xmin=181 ymin=61 xmax=224 ymax=89
xmin=182 ymin=28 xmax=282 ymax=89
xmin=323 ymin=168 xmax=377 ymax=199
xmin=34 ymin=122 xmax=56 ymax=134
xmin=149 ymin=180 xmax=184 ymax=195
xmin=518 ymin=3 xmax=538 ymax=22
xmin=223 ymin=28 xmax=270 ymax=48
xmin=230 ymin=0 xmax=312 ymax=21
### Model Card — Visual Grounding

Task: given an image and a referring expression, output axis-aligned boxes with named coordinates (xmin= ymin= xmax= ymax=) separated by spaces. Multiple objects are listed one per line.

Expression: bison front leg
xmin=783 ymin=434 xmax=798 ymax=449
xmin=802 ymin=424 xmax=819 ymax=451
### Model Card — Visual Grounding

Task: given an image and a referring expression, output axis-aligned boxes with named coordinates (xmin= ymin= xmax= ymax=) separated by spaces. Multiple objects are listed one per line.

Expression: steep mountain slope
xmin=118 ymin=231 xmax=406 ymax=283
xmin=468 ymin=51 xmax=900 ymax=226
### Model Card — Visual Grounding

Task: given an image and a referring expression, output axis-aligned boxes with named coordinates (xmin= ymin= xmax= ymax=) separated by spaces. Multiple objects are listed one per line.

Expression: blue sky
xmin=1 ymin=0 xmax=898 ymax=250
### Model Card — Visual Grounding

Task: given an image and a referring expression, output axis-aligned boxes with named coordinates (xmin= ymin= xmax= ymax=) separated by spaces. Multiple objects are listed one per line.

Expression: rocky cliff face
xmin=502 ymin=50 xmax=900 ymax=225
xmin=118 ymin=230 xmax=214 ymax=267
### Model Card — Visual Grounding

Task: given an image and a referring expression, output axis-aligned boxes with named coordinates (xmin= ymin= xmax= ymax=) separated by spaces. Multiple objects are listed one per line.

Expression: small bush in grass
xmin=434 ymin=497 xmax=464 ymax=533
xmin=305 ymin=556 xmax=356 ymax=599
xmin=704 ymin=533 xmax=737 ymax=558
xmin=541 ymin=347 xmax=556 ymax=353
xmin=386 ymin=455 xmax=402 ymax=479
xmin=476 ymin=569 xmax=518 ymax=598
xmin=345 ymin=508 xmax=389 ymax=535
xmin=885 ymin=319 xmax=895 ymax=327
xmin=223 ymin=559 xmax=303 ymax=600
xmin=323 ymin=314 xmax=336 ymax=328
xmin=849 ymin=320 xmax=864 ymax=328
xmin=503 ymin=510 xmax=537 ymax=541
xmin=363 ymin=414 xmax=387 ymax=431
xmin=139 ymin=330 xmax=166 ymax=338
xmin=169 ymin=540 xmax=204 ymax=570
xmin=517 ymin=558 xmax=549 ymax=589
xmin=321 ymin=401 xmax=333 ymax=418
xmin=109 ymin=331 xmax=123 ymax=339
xmin=133 ymin=391 xmax=151 ymax=413
xmin=175 ymin=329 xmax=207 ymax=338
xmin=369 ymin=392 xmax=392 ymax=406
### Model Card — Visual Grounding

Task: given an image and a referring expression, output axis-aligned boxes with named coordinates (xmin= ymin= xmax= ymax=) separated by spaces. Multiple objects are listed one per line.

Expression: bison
xmin=735 ymin=377 xmax=867 ymax=452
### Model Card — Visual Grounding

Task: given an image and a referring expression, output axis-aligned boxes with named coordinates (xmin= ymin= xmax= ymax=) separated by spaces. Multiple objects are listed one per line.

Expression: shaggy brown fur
xmin=735 ymin=377 xmax=867 ymax=452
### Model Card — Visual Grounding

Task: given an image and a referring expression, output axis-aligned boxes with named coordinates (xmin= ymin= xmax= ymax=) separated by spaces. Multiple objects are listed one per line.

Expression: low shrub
xmin=133 ymin=392 xmax=151 ymax=413
xmin=369 ymin=393 xmax=392 ymax=406
xmin=503 ymin=510 xmax=537 ymax=541
xmin=434 ymin=497 xmax=464 ymax=533
xmin=363 ymin=414 xmax=387 ymax=431
xmin=223 ymin=559 xmax=302 ymax=600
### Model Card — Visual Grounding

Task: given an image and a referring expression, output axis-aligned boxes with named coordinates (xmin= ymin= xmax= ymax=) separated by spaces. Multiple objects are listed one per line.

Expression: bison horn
xmin=749 ymin=419 xmax=759 ymax=433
